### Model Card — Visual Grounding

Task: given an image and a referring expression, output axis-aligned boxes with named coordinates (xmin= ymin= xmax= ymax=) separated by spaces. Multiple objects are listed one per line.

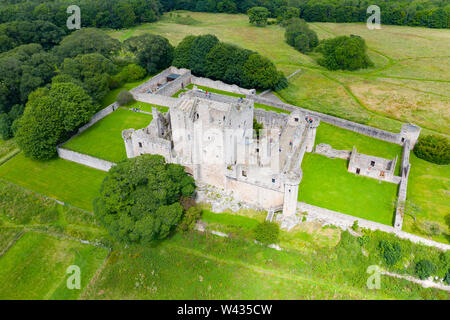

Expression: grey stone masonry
xmin=298 ymin=202 xmax=450 ymax=251
xmin=57 ymin=148 xmax=115 ymax=172
xmin=248 ymin=95 xmax=406 ymax=145
xmin=394 ymin=140 xmax=412 ymax=230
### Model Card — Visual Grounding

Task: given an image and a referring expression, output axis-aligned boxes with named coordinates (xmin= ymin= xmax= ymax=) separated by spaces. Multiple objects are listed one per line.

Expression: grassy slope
xmin=299 ymin=153 xmax=398 ymax=226
xmin=404 ymin=154 xmax=450 ymax=244
xmin=107 ymin=12 xmax=450 ymax=135
xmin=0 ymin=232 xmax=108 ymax=300
xmin=63 ymin=109 xmax=152 ymax=163
xmin=84 ymin=232 xmax=447 ymax=300
xmin=0 ymin=153 xmax=106 ymax=211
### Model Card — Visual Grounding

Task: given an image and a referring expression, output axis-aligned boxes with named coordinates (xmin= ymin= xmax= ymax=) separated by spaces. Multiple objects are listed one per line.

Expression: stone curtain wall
xmin=249 ymin=95 xmax=402 ymax=145
xmin=133 ymin=94 xmax=180 ymax=108
xmin=77 ymin=103 xmax=119 ymax=134
xmin=394 ymin=140 xmax=412 ymax=230
xmin=192 ymin=76 xmax=256 ymax=96
xmin=131 ymin=67 xmax=191 ymax=95
xmin=156 ymin=71 xmax=192 ymax=97
xmin=297 ymin=202 xmax=450 ymax=251
xmin=57 ymin=148 xmax=115 ymax=172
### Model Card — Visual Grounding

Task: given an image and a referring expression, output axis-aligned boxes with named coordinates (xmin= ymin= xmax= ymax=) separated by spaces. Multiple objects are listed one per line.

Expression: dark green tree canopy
xmin=15 ymin=82 xmax=95 ymax=160
xmin=189 ymin=34 xmax=220 ymax=77
xmin=53 ymin=28 xmax=121 ymax=60
xmin=61 ymin=53 xmax=117 ymax=103
xmin=284 ymin=18 xmax=318 ymax=53
xmin=124 ymin=34 xmax=174 ymax=74
xmin=414 ymin=135 xmax=450 ymax=165
xmin=248 ymin=7 xmax=270 ymax=26
xmin=94 ymin=154 xmax=196 ymax=244
xmin=172 ymin=35 xmax=196 ymax=69
xmin=317 ymin=35 xmax=374 ymax=71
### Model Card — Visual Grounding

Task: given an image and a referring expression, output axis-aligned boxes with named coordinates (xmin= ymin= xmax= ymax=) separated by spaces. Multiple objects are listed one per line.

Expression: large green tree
xmin=124 ymin=34 xmax=174 ymax=74
xmin=189 ymin=34 xmax=220 ymax=77
xmin=172 ymin=35 xmax=196 ymax=69
xmin=94 ymin=154 xmax=196 ymax=244
xmin=15 ymin=82 xmax=95 ymax=160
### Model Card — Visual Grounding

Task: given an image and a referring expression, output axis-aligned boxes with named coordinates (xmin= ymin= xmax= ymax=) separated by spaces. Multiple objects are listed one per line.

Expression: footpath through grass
xmin=0 ymin=153 xmax=106 ymax=212
xmin=299 ymin=153 xmax=397 ymax=226
xmin=63 ymin=109 xmax=153 ymax=163
xmin=0 ymin=232 xmax=108 ymax=300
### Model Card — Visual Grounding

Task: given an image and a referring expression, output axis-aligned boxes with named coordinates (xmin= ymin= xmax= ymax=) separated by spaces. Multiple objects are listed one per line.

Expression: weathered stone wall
xmin=77 ymin=103 xmax=119 ymax=134
xmin=133 ymin=93 xmax=180 ymax=108
xmin=192 ymin=76 xmax=256 ymax=96
xmin=156 ymin=70 xmax=192 ymax=97
xmin=315 ymin=143 xmax=352 ymax=160
xmin=131 ymin=66 xmax=190 ymax=95
xmin=57 ymin=148 xmax=115 ymax=172
xmin=298 ymin=202 xmax=450 ymax=251
xmin=394 ymin=140 xmax=412 ymax=230
xmin=249 ymin=95 xmax=403 ymax=145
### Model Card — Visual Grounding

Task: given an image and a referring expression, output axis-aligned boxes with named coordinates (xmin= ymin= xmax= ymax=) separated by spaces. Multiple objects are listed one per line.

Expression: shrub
xmin=178 ymin=206 xmax=202 ymax=232
xmin=117 ymin=90 xmax=135 ymax=106
xmin=254 ymin=221 xmax=280 ymax=245
xmin=415 ymin=259 xmax=436 ymax=280
xmin=379 ymin=240 xmax=402 ymax=266
xmin=444 ymin=269 xmax=450 ymax=285
xmin=413 ymin=135 xmax=450 ymax=165
xmin=284 ymin=18 xmax=318 ymax=53
xmin=352 ymin=220 xmax=359 ymax=231
xmin=119 ymin=64 xmax=146 ymax=82
xmin=248 ymin=7 xmax=270 ymax=27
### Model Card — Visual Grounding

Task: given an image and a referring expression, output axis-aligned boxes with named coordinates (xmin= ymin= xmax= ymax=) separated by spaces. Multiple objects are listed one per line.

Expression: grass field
xmin=100 ymin=75 xmax=153 ymax=108
xmin=123 ymin=101 xmax=169 ymax=114
xmin=0 ymin=153 xmax=106 ymax=211
xmin=0 ymin=228 xmax=23 ymax=255
xmin=315 ymin=122 xmax=403 ymax=175
xmin=83 ymin=231 xmax=447 ymax=300
xmin=0 ymin=232 xmax=108 ymax=300
xmin=405 ymin=154 xmax=450 ymax=244
xmin=63 ymin=109 xmax=153 ymax=163
xmin=107 ymin=11 xmax=450 ymax=135
xmin=299 ymin=153 xmax=398 ymax=225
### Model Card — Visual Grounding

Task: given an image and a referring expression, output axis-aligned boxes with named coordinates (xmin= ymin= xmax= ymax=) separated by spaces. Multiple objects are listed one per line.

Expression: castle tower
xmin=400 ymin=123 xmax=421 ymax=149
xmin=122 ymin=129 xmax=135 ymax=158
xmin=282 ymin=171 xmax=302 ymax=216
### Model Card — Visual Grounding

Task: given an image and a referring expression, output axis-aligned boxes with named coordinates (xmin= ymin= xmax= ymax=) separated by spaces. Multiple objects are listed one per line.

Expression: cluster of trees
xmin=316 ymin=35 xmax=374 ymax=71
xmin=173 ymin=34 xmax=287 ymax=90
xmin=94 ymin=154 xmax=197 ymax=244
xmin=0 ymin=0 xmax=162 ymax=30
xmin=160 ymin=0 xmax=449 ymax=29
xmin=414 ymin=135 xmax=450 ymax=165
xmin=284 ymin=18 xmax=318 ymax=53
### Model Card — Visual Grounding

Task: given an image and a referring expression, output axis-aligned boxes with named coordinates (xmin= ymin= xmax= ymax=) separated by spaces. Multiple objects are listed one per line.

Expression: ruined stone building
xmin=123 ymin=90 xmax=320 ymax=217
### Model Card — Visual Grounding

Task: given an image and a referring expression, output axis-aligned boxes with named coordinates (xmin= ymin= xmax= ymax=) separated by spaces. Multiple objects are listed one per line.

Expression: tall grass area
xmin=0 ymin=153 xmax=106 ymax=211
xmin=63 ymin=109 xmax=153 ymax=163
xmin=0 ymin=232 xmax=108 ymax=300
xmin=315 ymin=122 xmax=403 ymax=175
xmin=83 ymin=231 xmax=448 ymax=300
xmin=299 ymin=153 xmax=397 ymax=226
xmin=108 ymin=12 xmax=449 ymax=135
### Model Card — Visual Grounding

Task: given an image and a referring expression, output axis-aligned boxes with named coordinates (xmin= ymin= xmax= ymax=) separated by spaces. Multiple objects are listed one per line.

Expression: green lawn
xmin=405 ymin=154 xmax=450 ymax=244
xmin=254 ymin=102 xmax=290 ymax=114
xmin=123 ymin=100 xmax=169 ymax=114
xmin=315 ymin=122 xmax=403 ymax=175
xmin=0 ymin=232 xmax=108 ymax=300
xmin=100 ymin=75 xmax=153 ymax=108
xmin=184 ymin=83 xmax=245 ymax=98
xmin=0 ymin=153 xmax=106 ymax=212
xmin=299 ymin=153 xmax=398 ymax=226
xmin=0 ymin=228 xmax=22 ymax=255
xmin=63 ymin=109 xmax=152 ymax=163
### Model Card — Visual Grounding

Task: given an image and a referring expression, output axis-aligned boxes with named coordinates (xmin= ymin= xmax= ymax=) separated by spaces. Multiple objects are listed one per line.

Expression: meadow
xmin=107 ymin=11 xmax=450 ymax=135
xmin=83 ymin=231 xmax=447 ymax=300
xmin=63 ymin=109 xmax=153 ymax=163
xmin=0 ymin=232 xmax=108 ymax=300
xmin=0 ymin=153 xmax=106 ymax=211
xmin=299 ymin=153 xmax=398 ymax=226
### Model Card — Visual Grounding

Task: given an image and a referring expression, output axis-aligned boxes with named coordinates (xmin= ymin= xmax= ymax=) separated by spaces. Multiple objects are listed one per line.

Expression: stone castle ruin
xmin=121 ymin=66 xmax=422 ymax=225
